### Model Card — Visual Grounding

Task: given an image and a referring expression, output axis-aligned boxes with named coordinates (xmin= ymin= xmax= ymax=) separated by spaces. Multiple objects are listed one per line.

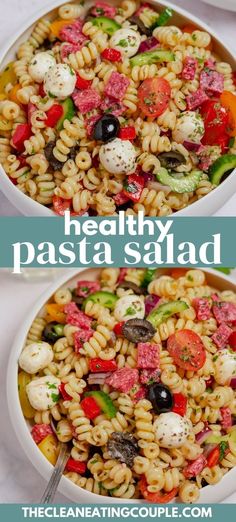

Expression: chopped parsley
xmin=117 ymin=39 xmax=128 ymax=48
xmin=219 ymin=441 xmax=229 ymax=461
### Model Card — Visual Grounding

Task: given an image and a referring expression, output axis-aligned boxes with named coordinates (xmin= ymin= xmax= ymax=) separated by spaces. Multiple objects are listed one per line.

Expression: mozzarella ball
xmin=19 ymin=341 xmax=53 ymax=374
xmin=26 ymin=376 xmax=61 ymax=411
xmin=214 ymin=350 xmax=236 ymax=385
xmin=99 ymin=138 xmax=136 ymax=174
xmin=110 ymin=28 xmax=141 ymax=58
xmin=28 ymin=52 xmax=56 ymax=83
xmin=44 ymin=63 xmax=76 ymax=99
xmin=114 ymin=295 xmax=145 ymax=322
xmin=172 ymin=111 xmax=204 ymax=144
xmin=154 ymin=412 xmax=191 ymax=448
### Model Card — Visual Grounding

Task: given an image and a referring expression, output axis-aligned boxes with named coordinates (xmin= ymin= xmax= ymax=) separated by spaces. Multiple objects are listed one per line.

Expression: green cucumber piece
xmin=130 ymin=49 xmax=175 ymax=67
xmin=141 ymin=268 xmax=156 ymax=288
xmin=54 ymin=324 xmax=65 ymax=336
xmin=82 ymin=291 xmax=118 ymax=310
xmin=156 ymin=167 xmax=202 ymax=193
xmin=151 ymin=7 xmax=173 ymax=29
xmin=85 ymin=391 xmax=117 ymax=419
xmin=147 ymin=300 xmax=189 ymax=328
xmin=56 ymin=98 xmax=75 ymax=131
xmin=209 ymin=154 xmax=236 ymax=186
xmin=92 ymin=16 xmax=121 ymax=35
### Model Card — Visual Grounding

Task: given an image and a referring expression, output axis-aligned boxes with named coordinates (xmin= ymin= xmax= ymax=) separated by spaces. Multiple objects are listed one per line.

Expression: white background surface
xmin=0 ymin=0 xmax=236 ymax=505
xmin=0 ymin=0 xmax=236 ymax=216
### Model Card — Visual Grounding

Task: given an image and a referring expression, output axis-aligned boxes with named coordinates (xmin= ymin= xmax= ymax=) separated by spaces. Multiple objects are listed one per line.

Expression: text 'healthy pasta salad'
xmin=0 ymin=1 xmax=236 ymax=215
xmin=18 ymin=268 xmax=236 ymax=502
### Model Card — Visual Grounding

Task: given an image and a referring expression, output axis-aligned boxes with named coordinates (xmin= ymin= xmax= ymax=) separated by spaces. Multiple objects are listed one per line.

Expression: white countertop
xmin=0 ymin=0 xmax=236 ymax=216
xmin=1 ymin=265 xmax=236 ymax=504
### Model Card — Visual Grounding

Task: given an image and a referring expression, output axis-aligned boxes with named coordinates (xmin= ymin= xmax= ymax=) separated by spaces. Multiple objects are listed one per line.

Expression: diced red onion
xmin=145 ymin=294 xmax=160 ymax=315
xmin=88 ymin=372 xmax=110 ymax=385
xmin=142 ymin=172 xmax=155 ymax=184
xmin=138 ymin=37 xmax=160 ymax=53
xmin=147 ymin=180 xmax=172 ymax=195
xmin=183 ymin=140 xmax=202 ymax=152
xmin=230 ymin=377 xmax=236 ymax=389
xmin=196 ymin=428 xmax=213 ymax=444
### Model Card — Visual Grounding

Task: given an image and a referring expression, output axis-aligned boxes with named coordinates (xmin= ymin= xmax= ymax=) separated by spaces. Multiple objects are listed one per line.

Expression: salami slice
xmin=105 ymin=368 xmax=139 ymax=393
xmin=193 ymin=298 xmax=212 ymax=321
xmin=64 ymin=302 xmax=93 ymax=329
xmin=100 ymin=97 xmax=126 ymax=117
xmin=140 ymin=368 xmax=160 ymax=385
xmin=220 ymin=407 xmax=232 ymax=430
xmin=104 ymin=72 xmax=130 ymax=101
xmin=60 ymin=19 xmax=85 ymax=44
xmin=200 ymin=69 xmax=224 ymax=95
xmin=91 ymin=2 xmax=117 ymax=18
xmin=137 ymin=342 xmax=160 ymax=369
xmin=212 ymin=323 xmax=233 ymax=349
xmin=72 ymin=89 xmax=102 ymax=114
xmin=183 ymin=455 xmax=207 ymax=479
xmin=186 ymin=88 xmax=209 ymax=110
xmin=77 ymin=280 xmax=101 ymax=298
xmin=61 ymin=41 xmax=87 ymax=61
xmin=213 ymin=302 xmax=236 ymax=324
xmin=74 ymin=328 xmax=93 ymax=352
xmin=31 ymin=424 xmax=53 ymax=444
xmin=182 ymin=57 xmax=197 ymax=81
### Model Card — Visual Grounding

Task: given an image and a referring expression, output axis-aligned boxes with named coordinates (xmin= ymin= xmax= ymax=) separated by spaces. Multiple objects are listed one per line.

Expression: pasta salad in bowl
xmin=8 ymin=267 xmax=236 ymax=503
xmin=0 ymin=0 xmax=236 ymax=216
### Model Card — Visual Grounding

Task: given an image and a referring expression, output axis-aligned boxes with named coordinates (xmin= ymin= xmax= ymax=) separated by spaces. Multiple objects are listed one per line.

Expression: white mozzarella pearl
xmin=154 ymin=412 xmax=191 ymax=448
xmin=28 ymin=52 xmax=56 ymax=83
xmin=110 ymin=28 xmax=141 ymax=58
xmin=26 ymin=376 xmax=61 ymax=411
xmin=114 ymin=295 xmax=145 ymax=322
xmin=172 ymin=111 xmax=204 ymax=144
xmin=99 ymin=138 xmax=136 ymax=174
xmin=19 ymin=341 xmax=53 ymax=374
xmin=44 ymin=63 xmax=76 ymax=99
xmin=214 ymin=350 xmax=236 ymax=385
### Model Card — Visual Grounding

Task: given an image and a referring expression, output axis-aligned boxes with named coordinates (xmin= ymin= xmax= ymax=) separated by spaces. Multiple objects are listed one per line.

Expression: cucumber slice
xmin=156 ymin=167 xmax=202 ymax=193
xmin=85 ymin=391 xmax=117 ymax=419
xmin=151 ymin=7 xmax=173 ymax=29
xmin=147 ymin=300 xmax=189 ymax=328
xmin=92 ymin=16 xmax=121 ymax=35
xmin=56 ymin=98 xmax=75 ymax=131
xmin=82 ymin=291 xmax=118 ymax=310
xmin=209 ymin=154 xmax=236 ymax=186
xmin=141 ymin=268 xmax=156 ymax=288
xmin=130 ymin=49 xmax=175 ymax=67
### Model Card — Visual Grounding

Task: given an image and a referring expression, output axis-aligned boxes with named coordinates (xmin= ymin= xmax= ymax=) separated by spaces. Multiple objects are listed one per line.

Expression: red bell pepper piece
xmin=123 ymin=174 xmax=144 ymax=203
xmin=66 ymin=458 xmax=87 ymax=474
xmin=172 ymin=392 xmax=187 ymax=417
xmin=12 ymin=123 xmax=31 ymax=152
xmin=113 ymin=321 xmax=124 ymax=336
xmin=118 ymin=126 xmax=136 ymax=140
xmin=89 ymin=358 xmax=117 ymax=373
xmin=113 ymin=191 xmax=130 ymax=206
xmin=200 ymin=100 xmax=229 ymax=147
xmin=76 ymin=74 xmax=92 ymax=90
xmin=80 ymin=396 xmax=101 ymax=419
xmin=45 ymin=104 xmax=63 ymax=128
xmin=101 ymin=48 xmax=122 ymax=62
xmin=207 ymin=446 xmax=220 ymax=468
xmin=139 ymin=475 xmax=178 ymax=503
xmin=59 ymin=382 xmax=72 ymax=401
xmin=229 ymin=330 xmax=236 ymax=351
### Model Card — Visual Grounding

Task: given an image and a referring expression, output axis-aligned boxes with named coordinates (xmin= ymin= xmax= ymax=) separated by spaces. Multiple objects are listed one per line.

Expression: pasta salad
xmin=18 ymin=268 xmax=236 ymax=502
xmin=0 ymin=1 xmax=236 ymax=215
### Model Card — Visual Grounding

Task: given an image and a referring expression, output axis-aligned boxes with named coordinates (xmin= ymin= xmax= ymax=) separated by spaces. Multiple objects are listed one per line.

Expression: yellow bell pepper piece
xmin=18 ymin=371 xmax=36 ymax=419
xmin=38 ymin=434 xmax=59 ymax=465
xmin=50 ymin=18 xmax=75 ymax=39
xmin=0 ymin=62 xmax=17 ymax=93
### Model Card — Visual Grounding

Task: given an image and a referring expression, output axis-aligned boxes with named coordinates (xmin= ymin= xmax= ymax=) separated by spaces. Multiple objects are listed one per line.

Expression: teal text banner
xmin=0 ymin=214 xmax=235 ymax=271
xmin=0 ymin=503 xmax=236 ymax=522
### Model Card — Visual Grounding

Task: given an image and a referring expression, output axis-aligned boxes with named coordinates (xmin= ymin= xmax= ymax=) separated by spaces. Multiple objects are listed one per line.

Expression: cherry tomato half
xmin=138 ymin=78 xmax=171 ymax=118
xmin=139 ymin=475 xmax=178 ymax=503
xmin=167 ymin=329 xmax=206 ymax=371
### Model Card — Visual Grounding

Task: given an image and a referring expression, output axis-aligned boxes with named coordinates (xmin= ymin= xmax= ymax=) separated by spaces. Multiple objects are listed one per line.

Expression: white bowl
xmin=0 ymin=0 xmax=236 ymax=216
xmin=201 ymin=0 xmax=236 ymax=12
xmin=6 ymin=266 xmax=236 ymax=503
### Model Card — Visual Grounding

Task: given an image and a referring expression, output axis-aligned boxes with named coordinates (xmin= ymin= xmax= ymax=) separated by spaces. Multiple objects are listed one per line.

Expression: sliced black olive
xmin=44 ymin=141 xmax=64 ymax=171
xmin=117 ymin=281 xmax=146 ymax=295
xmin=148 ymin=384 xmax=173 ymax=414
xmin=71 ymin=290 xmax=84 ymax=308
xmin=107 ymin=432 xmax=139 ymax=467
xmin=158 ymin=151 xmax=186 ymax=170
xmin=122 ymin=319 xmax=156 ymax=343
xmin=42 ymin=321 xmax=64 ymax=342
xmin=128 ymin=15 xmax=152 ymax=36
xmin=93 ymin=114 xmax=120 ymax=143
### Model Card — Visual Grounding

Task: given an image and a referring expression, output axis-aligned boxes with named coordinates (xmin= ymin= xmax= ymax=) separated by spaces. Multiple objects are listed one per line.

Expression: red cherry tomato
xmin=200 ymin=100 xmax=229 ymax=146
xmin=138 ymin=78 xmax=171 ymax=118
xmin=45 ymin=104 xmax=63 ymax=128
xmin=118 ymin=126 xmax=136 ymax=140
xmin=167 ymin=329 xmax=206 ymax=371
xmin=52 ymin=196 xmax=72 ymax=216
xmin=229 ymin=331 xmax=236 ymax=351
xmin=76 ymin=74 xmax=92 ymax=90
xmin=139 ymin=475 xmax=178 ymax=503
xmin=12 ymin=123 xmax=31 ymax=152
xmin=113 ymin=321 xmax=125 ymax=336
xmin=101 ymin=48 xmax=122 ymax=62
xmin=66 ymin=458 xmax=87 ymax=474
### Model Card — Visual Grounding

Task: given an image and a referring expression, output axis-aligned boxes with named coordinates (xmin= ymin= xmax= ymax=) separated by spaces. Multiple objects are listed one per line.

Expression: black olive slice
xmin=93 ymin=114 xmax=120 ymax=143
xmin=44 ymin=141 xmax=64 ymax=171
xmin=148 ymin=383 xmax=173 ymax=414
xmin=158 ymin=151 xmax=186 ymax=170
xmin=128 ymin=15 xmax=152 ymax=36
xmin=122 ymin=319 xmax=156 ymax=343
xmin=42 ymin=322 xmax=64 ymax=342
xmin=107 ymin=432 xmax=139 ymax=467
xmin=118 ymin=281 xmax=146 ymax=295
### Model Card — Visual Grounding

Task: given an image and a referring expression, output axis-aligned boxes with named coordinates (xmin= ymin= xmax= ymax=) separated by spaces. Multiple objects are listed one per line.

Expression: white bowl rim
xmin=6 ymin=267 xmax=236 ymax=503
xmin=0 ymin=0 xmax=236 ymax=217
